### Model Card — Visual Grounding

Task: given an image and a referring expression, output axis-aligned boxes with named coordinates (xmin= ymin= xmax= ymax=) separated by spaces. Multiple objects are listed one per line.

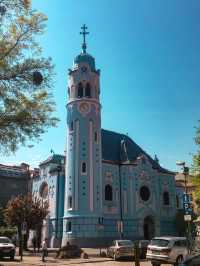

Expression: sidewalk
xmin=0 ymin=255 xmax=112 ymax=266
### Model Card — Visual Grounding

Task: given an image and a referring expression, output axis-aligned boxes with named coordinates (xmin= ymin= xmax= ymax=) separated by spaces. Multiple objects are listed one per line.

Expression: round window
xmin=39 ymin=182 xmax=48 ymax=199
xmin=140 ymin=186 xmax=150 ymax=201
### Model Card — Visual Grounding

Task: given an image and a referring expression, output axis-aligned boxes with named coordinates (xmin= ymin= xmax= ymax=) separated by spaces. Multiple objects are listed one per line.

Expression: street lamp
xmin=176 ymin=161 xmax=191 ymax=253
xmin=176 ymin=161 xmax=189 ymax=193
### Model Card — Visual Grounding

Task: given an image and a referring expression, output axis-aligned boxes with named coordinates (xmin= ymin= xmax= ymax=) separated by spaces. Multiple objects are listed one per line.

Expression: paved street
xmin=0 ymin=256 xmax=172 ymax=266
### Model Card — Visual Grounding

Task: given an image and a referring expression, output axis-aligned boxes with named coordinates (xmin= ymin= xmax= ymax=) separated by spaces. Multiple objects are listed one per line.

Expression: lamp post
xmin=176 ymin=161 xmax=191 ymax=253
xmin=55 ymin=164 xmax=62 ymax=241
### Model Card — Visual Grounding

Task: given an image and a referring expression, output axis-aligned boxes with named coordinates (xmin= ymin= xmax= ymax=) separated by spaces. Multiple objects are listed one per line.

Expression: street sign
xmin=184 ymin=215 xmax=192 ymax=221
xmin=183 ymin=193 xmax=190 ymax=203
xmin=183 ymin=193 xmax=192 ymax=215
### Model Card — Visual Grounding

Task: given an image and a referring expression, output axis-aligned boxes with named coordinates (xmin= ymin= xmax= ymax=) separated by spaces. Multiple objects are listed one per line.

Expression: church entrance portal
xmin=143 ymin=216 xmax=155 ymax=240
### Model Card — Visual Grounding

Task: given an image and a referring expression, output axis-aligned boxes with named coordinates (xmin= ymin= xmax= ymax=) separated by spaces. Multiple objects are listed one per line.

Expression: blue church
xmin=32 ymin=26 xmax=177 ymax=248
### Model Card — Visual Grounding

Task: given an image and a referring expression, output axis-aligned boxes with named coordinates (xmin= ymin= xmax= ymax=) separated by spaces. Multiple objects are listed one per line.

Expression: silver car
xmin=0 ymin=237 xmax=15 ymax=260
xmin=107 ymin=239 xmax=134 ymax=260
xmin=146 ymin=236 xmax=188 ymax=266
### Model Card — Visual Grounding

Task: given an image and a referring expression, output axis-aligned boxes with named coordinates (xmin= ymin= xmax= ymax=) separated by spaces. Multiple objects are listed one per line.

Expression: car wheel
xmin=10 ymin=254 xmax=15 ymax=261
xmin=174 ymin=255 xmax=183 ymax=266
xmin=151 ymin=262 xmax=160 ymax=266
xmin=107 ymin=249 xmax=110 ymax=258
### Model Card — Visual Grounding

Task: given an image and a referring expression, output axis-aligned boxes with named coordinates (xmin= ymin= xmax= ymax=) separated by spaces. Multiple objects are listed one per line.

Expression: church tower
xmin=62 ymin=25 xmax=103 ymax=246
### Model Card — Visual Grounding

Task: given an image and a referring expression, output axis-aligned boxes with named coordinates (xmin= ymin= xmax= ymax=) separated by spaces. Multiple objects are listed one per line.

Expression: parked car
xmin=0 ymin=236 xmax=16 ymax=260
xmin=146 ymin=236 xmax=188 ymax=266
xmin=139 ymin=240 xmax=150 ymax=259
xmin=107 ymin=239 xmax=134 ymax=260
xmin=178 ymin=254 xmax=200 ymax=266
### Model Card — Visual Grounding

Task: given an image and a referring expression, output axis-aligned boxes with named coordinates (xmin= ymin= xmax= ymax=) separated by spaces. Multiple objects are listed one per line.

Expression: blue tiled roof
xmin=39 ymin=154 xmax=65 ymax=167
xmin=101 ymin=129 xmax=173 ymax=174
xmin=74 ymin=53 xmax=96 ymax=71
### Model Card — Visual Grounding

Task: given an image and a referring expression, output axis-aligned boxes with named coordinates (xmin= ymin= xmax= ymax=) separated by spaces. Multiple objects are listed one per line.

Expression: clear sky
xmin=1 ymin=0 xmax=200 ymax=171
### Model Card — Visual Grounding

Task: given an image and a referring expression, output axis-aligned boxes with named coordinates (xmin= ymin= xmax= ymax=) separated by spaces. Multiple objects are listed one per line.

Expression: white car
xmin=0 ymin=236 xmax=16 ymax=260
xmin=146 ymin=236 xmax=188 ymax=266
xmin=107 ymin=239 xmax=134 ymax=260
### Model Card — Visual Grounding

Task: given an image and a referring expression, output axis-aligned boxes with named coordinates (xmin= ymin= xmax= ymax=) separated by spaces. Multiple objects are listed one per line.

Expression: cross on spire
xmin=80 ymin=24 xmax=89 ymax=53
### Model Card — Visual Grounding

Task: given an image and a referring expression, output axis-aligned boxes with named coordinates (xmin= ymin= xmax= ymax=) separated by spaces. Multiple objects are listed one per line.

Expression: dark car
xmin=139 ymin=240 xmax=150 ymax=259
xmin=178 ymin=254 xmax=200 ymax=266
xmin=0 ymin=237 xmax=15 ymax=260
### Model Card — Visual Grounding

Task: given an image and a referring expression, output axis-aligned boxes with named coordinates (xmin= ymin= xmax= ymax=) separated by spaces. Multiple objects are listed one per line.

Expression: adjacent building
xmin=0 ymin=163 xmax=38 ymax=208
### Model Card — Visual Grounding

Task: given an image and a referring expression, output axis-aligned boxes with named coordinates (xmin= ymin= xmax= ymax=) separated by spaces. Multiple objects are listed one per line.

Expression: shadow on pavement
xmin=67 ymin=259 xmax=113 ymax=265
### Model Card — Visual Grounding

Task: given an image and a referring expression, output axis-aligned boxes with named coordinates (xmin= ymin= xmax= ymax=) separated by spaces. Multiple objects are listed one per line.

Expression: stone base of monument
xmin=56 ymin=245 xmax=83 ymax=259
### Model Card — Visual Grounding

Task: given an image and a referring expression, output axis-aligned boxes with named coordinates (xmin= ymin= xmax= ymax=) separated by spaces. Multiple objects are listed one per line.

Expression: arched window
xmin=39 ymin=182 xmax=48 ymax=199
xmin=68 ymin=195 xmax=72 ymax=209
xmin=105 ymin=184 xmax=113 ymax=201
xmin=77 ymin=82 xmax=83 ymax=98
xmin=94 ymin=131 xmax=98 ymax=143
xmin=81 ymin=162 xmax=87 ymax=174
xmin=70 ymin=121 xmax=73 ymax=131
xmin=85 ymin=83 xmax=91 ymax=98
xmin=163 ymin=191 xmax=170 ymax=205
xmin=67 ymin=221 xmax=72 ymax=232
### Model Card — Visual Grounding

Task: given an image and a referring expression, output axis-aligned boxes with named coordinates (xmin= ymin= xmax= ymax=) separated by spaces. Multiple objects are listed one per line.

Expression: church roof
xmin=39 ymin=154 xmax=65 ymax=167
xmin=101 ymin=129 xmax=174 ymax=174
xmin=73 ymin=53 xmax=96 ymax=71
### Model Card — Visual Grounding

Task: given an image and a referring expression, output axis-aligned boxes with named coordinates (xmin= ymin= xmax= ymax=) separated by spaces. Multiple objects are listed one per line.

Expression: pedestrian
xmin=32 ymin=236 xmax=37 ymax=253
xmin=37 ymin=235 xmax=41 ymax=252
xmin=41 ymin=238 xmax=48 ymax=262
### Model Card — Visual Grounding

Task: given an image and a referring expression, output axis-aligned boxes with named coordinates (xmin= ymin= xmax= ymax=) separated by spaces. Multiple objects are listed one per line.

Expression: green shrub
xmin=0 ymin=226 xmax=17 ymax=239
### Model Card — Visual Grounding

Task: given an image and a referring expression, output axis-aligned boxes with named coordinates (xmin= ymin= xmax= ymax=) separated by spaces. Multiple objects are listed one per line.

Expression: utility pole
xmin=176 ymin=161 xmax=192 ymax=253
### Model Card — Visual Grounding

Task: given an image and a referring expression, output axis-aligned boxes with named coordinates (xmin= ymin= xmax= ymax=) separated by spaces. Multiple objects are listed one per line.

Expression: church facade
xmin=32 ymin=27 xmax=177 ymax=247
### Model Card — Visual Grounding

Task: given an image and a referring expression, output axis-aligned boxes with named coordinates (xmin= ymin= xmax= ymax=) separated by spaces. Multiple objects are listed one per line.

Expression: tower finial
xmin=80 ymin=24 xmax=89 ymax=53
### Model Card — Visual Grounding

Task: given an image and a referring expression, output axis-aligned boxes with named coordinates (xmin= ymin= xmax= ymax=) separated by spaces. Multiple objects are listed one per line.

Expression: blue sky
xmin=1 ymin=0 xmax=200 ymax=171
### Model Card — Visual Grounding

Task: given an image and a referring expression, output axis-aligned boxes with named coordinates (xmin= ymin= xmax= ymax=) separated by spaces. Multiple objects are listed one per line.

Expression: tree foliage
xmin=192 ymin=123 xmax=200 ymax=211
xmin=0 ymin=207 xmax=6 ymax=226
xmin=0 ymin=0 xmax=58 ymax=154
xmin=4 ymin=193 xmax=49 ymax=231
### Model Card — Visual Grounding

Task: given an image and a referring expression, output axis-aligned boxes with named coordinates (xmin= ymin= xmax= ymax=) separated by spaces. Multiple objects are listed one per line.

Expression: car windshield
xmin=118 ymin=240 xmax=133 ymax=246
xmin=0 ymin=237 xmax=11 ymax=244
xmin=150 ymin=239 xmax=169 ymax=247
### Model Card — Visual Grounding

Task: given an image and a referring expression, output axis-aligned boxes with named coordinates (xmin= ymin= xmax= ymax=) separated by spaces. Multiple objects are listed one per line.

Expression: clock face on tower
xmin=78 ymin=102 xmax=90 ymax=115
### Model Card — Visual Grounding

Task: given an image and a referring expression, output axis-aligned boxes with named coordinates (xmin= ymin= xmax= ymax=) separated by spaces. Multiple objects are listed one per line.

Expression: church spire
xmin=80 ymin=24 xmax=89 ymax=53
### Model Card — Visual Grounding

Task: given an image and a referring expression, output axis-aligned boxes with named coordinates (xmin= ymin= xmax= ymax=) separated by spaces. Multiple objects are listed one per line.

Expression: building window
xmin=77 ymin=82 xmax=83 ymax=98
xmin=81 ymin=162 xmax=87 ymax=174
xmin=39 ymin=182 xmax=48 ymax=199
xmin=94 ymin=131 xmax=98 ymax=143
xmin=163 ymin=191 xmax=170 ymax=205
xmin=105 ymin=184 xmax=113 ymax=201
xmin=68 ymin=195 xmax=72 ymax=209
xmin=67 ymin=221 xmax=72 ymax=232
xmin=140 ymin=186 xmax=150 ymax=201
xmin=70 ymin=121 xmax=73 ymax=131
xmin=85 ymin=83 xmax=91 ymax=97
xmin=98 ymin=217 xmax=104 ymax=225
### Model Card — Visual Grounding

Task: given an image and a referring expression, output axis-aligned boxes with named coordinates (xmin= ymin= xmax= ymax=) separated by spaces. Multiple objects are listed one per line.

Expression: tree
xmin=192 ymin=123 xmax=200 ymax=211
xmin=4 ymin=194 xmax=49 ymax=250
xmin=0 ymin=207 xmax=6 ymax=226
xmin=0 ymin=0 xmax=58 ymax=154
